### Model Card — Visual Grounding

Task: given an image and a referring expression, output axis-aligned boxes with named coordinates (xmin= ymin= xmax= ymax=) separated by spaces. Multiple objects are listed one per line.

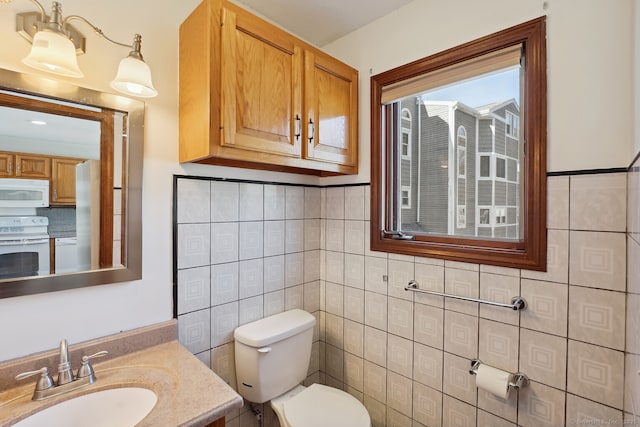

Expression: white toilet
xmin=234 ymin=309 xmax=371 ymax=427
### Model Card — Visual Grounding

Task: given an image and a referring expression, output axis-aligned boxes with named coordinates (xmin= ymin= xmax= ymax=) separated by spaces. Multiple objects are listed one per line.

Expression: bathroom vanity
xmin=0 ymin=321 xmax=242 ymax=426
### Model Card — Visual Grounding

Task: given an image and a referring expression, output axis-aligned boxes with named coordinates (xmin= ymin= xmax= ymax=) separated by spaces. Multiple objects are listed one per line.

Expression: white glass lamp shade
xmin=22 ymin=29 xmax=84 ymax=78
xmin=110 ymin=56 xmax=157 ymax=98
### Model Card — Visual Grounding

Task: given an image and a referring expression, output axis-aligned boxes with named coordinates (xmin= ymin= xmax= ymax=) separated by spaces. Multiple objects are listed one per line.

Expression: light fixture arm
xmin=63 ymin=15 xmax=136 ymax=51
xmin=24 ymin=0 xmax=46 ymax=22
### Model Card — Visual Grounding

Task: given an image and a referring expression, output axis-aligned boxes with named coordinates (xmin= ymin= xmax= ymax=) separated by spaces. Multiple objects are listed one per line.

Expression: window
xmin=506 ymin=111 xmax=519 ymax=138
xmin=401 ymin=186 xmax=411 ymax=208
xmin=370 ymin=17 xmax=547 ymax=271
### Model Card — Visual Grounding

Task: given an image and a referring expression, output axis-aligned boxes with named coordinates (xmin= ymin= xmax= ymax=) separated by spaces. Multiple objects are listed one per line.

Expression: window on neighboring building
xmin=479 ymin=208 xmax=491 ymax=225
xmin=401 ymin=186 xmax=411 ymax=209
xmin=496 ymin=157 xmax=506 ymax=179
xmin=401 ymin=108 xmax=411 ymax=159
xmin=479 ymin=155 xmax=490 ymax=178
xmin=506 ymin=111 xmax=519 ymax=138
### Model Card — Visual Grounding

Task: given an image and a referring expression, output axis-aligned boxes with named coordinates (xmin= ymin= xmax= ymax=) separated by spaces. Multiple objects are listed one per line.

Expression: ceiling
xmin=233 ymin=0 xmax=415 ymax=46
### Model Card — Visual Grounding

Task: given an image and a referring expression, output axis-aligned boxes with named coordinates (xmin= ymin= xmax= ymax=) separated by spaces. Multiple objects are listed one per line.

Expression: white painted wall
xmin=0 ymin=0 xmax=635 ymax=361
xmin=322 ymin=0 xmax=635 ymax=185
xmin=0 ymin=0 xmax=318 ymax=361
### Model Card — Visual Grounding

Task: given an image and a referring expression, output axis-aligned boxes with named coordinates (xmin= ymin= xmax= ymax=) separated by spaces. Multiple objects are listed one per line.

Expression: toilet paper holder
xmin=469 ymin=359 xmax=529 ymax=391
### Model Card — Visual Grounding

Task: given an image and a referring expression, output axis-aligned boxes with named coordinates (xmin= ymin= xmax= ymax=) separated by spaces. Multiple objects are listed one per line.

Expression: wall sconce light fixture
xmin=4 ymin=0 xmax=157 ymax=98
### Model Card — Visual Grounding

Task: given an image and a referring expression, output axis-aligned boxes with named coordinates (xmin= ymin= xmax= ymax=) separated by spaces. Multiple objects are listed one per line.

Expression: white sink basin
xmin=13 ymin=387 xmax=157 ymax=427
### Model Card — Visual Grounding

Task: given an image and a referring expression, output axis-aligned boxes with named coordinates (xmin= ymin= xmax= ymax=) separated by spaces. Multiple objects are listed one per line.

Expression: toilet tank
xmin=234 ymin=309 xmax=315 ymax=403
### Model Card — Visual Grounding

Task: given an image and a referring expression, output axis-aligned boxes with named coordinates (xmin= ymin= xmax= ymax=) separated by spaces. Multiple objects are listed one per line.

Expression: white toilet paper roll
xmin=475 ymin=364 xmax=513 ymax=399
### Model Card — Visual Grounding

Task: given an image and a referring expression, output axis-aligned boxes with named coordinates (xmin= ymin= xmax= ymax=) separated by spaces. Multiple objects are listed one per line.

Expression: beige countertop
xmin=0 ymin=324 xmax=243 ymax=426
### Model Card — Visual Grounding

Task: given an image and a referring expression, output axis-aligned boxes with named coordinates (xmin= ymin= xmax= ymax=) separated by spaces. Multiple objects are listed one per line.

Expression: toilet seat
xmin=280 ymin=384 xmax=370 ymax=427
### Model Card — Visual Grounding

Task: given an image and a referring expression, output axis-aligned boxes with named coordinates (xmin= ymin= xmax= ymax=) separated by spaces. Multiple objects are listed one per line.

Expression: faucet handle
xmin=76 ymin=350 xmax=108 ymax=382
xmin=16 ymin=367 xmax=55 ymax=392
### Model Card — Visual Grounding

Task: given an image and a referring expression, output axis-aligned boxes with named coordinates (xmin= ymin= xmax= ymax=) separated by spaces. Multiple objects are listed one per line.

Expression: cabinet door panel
xmin=222 ymin=6 xmax=302 ymax=157
xmin=304 ymin=51 xmax=358 ymax=169
xmin=0 ymin=153 xmax=14 ymax=177
xmin=51 ymin=158 xmax=82 ymax=205
xmin=16 ymin=154 xmax=50 ymax=178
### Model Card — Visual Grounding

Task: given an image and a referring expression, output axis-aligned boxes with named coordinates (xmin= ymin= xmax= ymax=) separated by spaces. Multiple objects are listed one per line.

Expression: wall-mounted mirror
xmin=0 ymin=68 xmax=143 ymax=298
xmin=370 ymin=17 xmax=547 ymax=270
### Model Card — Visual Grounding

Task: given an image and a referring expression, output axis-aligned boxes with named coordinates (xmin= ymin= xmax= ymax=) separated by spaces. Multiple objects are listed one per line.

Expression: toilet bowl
xmin=233 ymin=309 xmax=371 ymax=427
xmin=271 ymin=384 xmax=370 ymax=427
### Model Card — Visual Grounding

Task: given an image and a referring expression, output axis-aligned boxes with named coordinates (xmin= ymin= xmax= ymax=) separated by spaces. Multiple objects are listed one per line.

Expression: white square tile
xmin=477 ymin=409 xmax=516 ymax=427
xmin=263 ymin=255 xmax=285 ymax=292
xmin=364 ymin=326 xmax=387 ymax=367
xmin=325 ymin=312 xmax=344 ymax=349
xmin=285 ymin=252 xmax=304 ymax=287
xmin=547 ymin=175 xmax=569 ymax=230
xmin=364 ymin=291 xmax=387 ymax=331
xmin=569 ymin=286 xmax=625 ymax=350
xmin=519 ymin=329 xmax=567 ymax=390
xmin=239 ymin=183 xmax=263 ymax=221
xmin=520 ymin=279 xmax=568 ymax=337
xmin=521 ymin=229 xmax=569 ymax=284
xmin=325 ymin=251 xmax=344 ymax=284
xmin=326 ymin=344 xmax=344 ymax=381
xmin=304 ymin=219 xmax=321 ymax=250
xmin=363 ymin=395 xmax=386 ymax=427
xmin=325 ymin=219 xmax=345 ymax=252
xmin=477 ymin=387 xmax=517 ymax=423
xmin=285 ymin=186 xmax=305 ymax=219
xmin=386 ymin=408 xmax=411 ymax=427
xmin=345 ymin=186 xmax=366 ymax=220
xmin=263 ymin=290 xmax=285 ymax=317
xmin=177 ymin=178 xmax=210 ymax=223
xmin=210 ymin=302 xmax=238 ymax=347
xmin=363 ymin=360 xmax=386 ymax=403
xmin=325 ymin=281 xmax=344 ymax=316
xmin=344 ymin=319 xmax=364 ymax=357
xmin=365 ymin=255 xmax=388 ymax=295
xmin=414 ymin=263 xmax=445 ymax=308
xmin=624 ymin=353 xmax=640 ymax=414
xmin=285 ymin=284 xmax=304 ymax=310
xmin=387 ymin=334 xmax=413 ymax=378
xmin=304 ymin=187 xmax=321 ymax=219
xmin=304 ymin=250 xmax=321 ymax=282
xmin=626 ymin=293 xmax=640 ymax=354
xmin=344 ymin=220 xmax=365 ymax=254
xmin=211 ymin=222 xmax=238 ymax=264
xmin=443 ymin=352 xmax=476 ymax=405
xmin=566 ymin=393 xmax=623 ymax=426
xmin=264 ymin=185 xmax=285 ymax=220
xmin=326 ymin=187 xmax=345 ymax=219
xmin=388 ymin=297 xmax=413 ymax=339
xmin=177 ymin=266 xmax=210 ymax=314
xmin=414 ymin=302 xmax=444 ymax=349
xmin=444 ymin=267 xmax=479 ymax=315
xmin=238 ymin=258 xmax=263 ymax=299
xmin=412 ymin=381 xmax=443 ymax=427
xmin=413 ymin=342 xmax=443 ymax=391
xmin=263 ymin=220 xmax=285 ymax=257
xmin=239 ymin=221 xmax=263 ymax=260
xmin=386 ymin=371 xmax=413 ymax=416
xmin=518 ymin=381 xmax=566 ymax=427
xmin=478 ymin=319 xmax=519 ymax=373
xmin=443 ymin=395 xmax=476 ymax=427
xmin=344 ymin=254 xmax=365 ymax=289
xmin=211 ymin=343 xmax=237 ymax=389
xmin=239 ymin=295 xmax=264 ymax=325
xmin=567 ymin=340 xmax=624 ymax=409
xmin=210 ymin=262 xmax=238 ymax=306
xmin=285 ymin=220 xmax=304 ymax=253
xmin=178 ymin=308 xmax=210 ymax=354
xmin=628 ymin=238 xmax=640 ymax=294
xmin=444 ymin=311 xmax=478 ymax=359
xmin=344 ymin=353 xmax=364 ymax=391
xmin=363 ymin=185 xmax=371 ymax=221
xmin=177 ymin=223 xmax=211 ymax=269
xmin=479 ymin=272 xmax=519 ymax=325
xmin=344 ymin=287 xmax=365 ymax=323
xmin=570 ymin=173 xmax=626 ymax=232
xmin=569 ymin=230 xmax=626 ymax=291
xmin=303 ymin=281 xmax=321 ymax=313
xmin=388 ymin=260 xmax=414 ymax=302
xmin=211 ymin=181 xmax=239 ymax=222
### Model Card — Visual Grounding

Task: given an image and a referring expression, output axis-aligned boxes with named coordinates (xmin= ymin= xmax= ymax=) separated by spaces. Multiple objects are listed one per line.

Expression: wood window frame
xmin=370 ymin=17 xmax=547 ymax=271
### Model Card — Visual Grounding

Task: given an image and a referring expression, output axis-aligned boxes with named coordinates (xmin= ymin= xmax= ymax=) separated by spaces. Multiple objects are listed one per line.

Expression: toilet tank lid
xmin=234 ymin=309 xmax=316 ymax=347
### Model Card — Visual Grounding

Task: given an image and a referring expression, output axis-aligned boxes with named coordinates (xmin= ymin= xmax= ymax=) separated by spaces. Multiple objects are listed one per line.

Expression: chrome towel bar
xmin=404 ymin=280 xmax=527 ymax=311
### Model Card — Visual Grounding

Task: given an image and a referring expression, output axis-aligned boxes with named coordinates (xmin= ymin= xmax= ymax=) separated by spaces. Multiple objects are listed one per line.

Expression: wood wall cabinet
xmin=179 ymin=0 xmax=358 ymax=175
xmin=0 ymin=152 xmax=51 ymax=178
xmin=51 ymin=157 xmax=84 ymax=205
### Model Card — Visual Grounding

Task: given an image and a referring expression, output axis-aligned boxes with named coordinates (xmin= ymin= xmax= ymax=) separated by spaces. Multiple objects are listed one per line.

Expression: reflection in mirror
xmin=371 ymin=17 xmax=547 ymax=271
xmin=0 ymin=68 xmax=143 ymax=298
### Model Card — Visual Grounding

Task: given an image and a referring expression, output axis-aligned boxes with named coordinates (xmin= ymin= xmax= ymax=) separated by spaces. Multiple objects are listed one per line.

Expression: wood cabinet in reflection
xmin=0 ymin=152 xmax=51 ymax=178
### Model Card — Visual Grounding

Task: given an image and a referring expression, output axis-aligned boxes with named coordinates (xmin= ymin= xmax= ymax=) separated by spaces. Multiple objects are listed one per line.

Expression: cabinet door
xmin=51 ymin=158 xmax=82 ymax=205
xmin=220 ymin=4 xmax=303 ymax=158
xmin=15 ymin=154 xmax=50 ymax=178
xmin=0 ymin=153 xmax=15 ymax=177
xmin=304 ymin=50 xmax=358 ymax=171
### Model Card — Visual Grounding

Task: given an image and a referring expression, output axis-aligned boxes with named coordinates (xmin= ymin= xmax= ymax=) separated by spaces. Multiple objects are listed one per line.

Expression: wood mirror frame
xmin=370 ymin=17 xmax=547 ymax=271
xmin=0 ymin=68 xmax=143 ymax=298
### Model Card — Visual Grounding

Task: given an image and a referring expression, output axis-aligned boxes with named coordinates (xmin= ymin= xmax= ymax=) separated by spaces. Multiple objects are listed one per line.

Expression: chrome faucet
xmin=15 ymin=339 xmax=108 ymax=400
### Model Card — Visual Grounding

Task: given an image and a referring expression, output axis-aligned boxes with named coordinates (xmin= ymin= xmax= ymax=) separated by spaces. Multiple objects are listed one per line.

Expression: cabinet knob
xmin=308 ymin=118 xmax=315 ymax=144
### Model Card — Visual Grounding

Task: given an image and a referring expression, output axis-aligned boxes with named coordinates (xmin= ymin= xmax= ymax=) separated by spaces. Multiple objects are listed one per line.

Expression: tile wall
xmin=175 ymin=171 xmax=636 ymax=427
